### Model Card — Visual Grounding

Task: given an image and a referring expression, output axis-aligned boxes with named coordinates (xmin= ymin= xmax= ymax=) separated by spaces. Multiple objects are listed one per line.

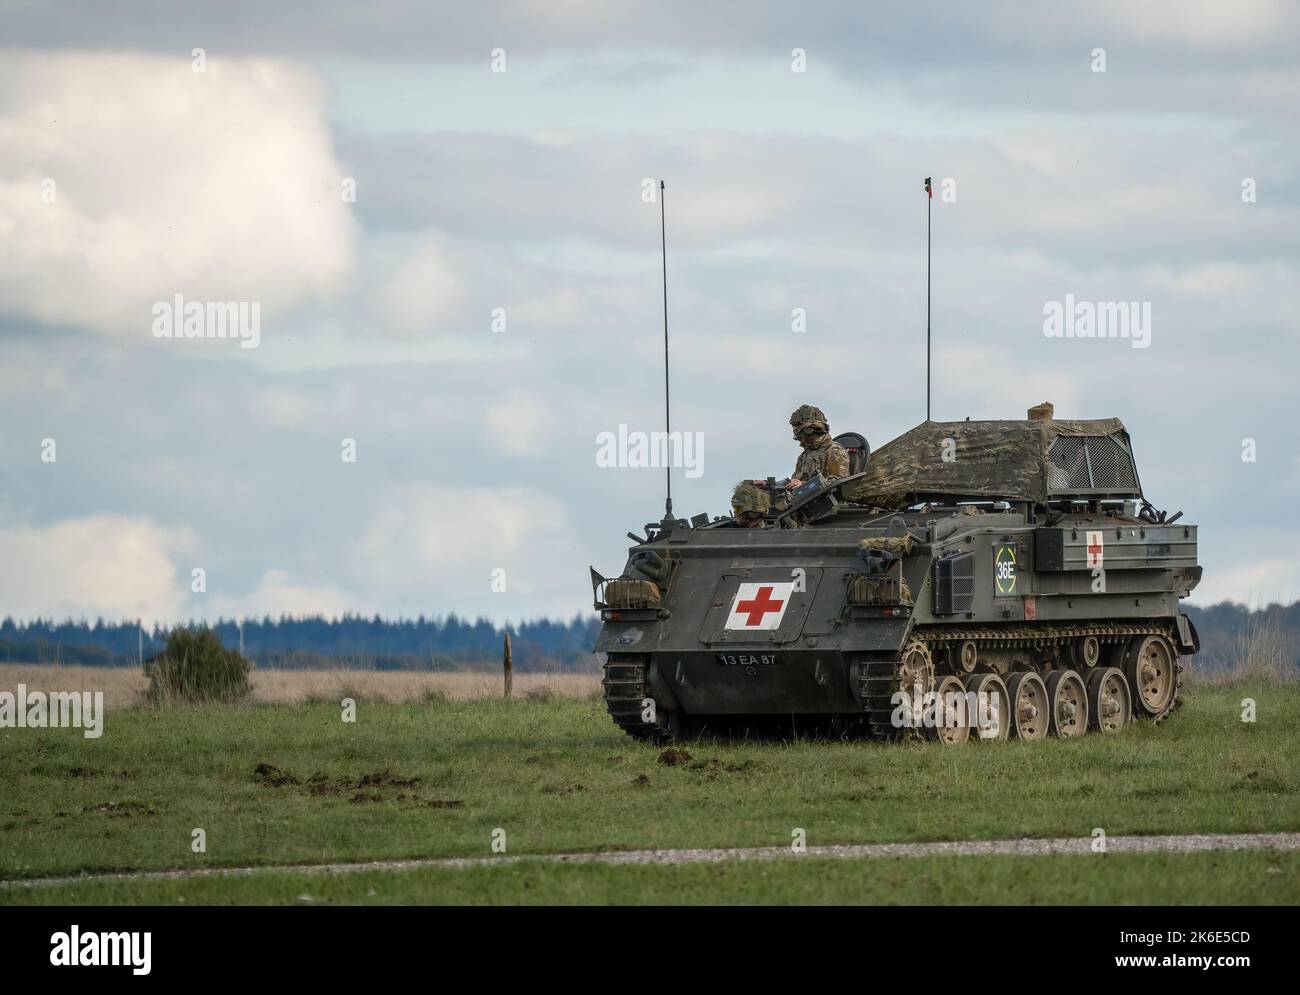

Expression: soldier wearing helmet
xmin=787 ymin=404 xmax=850 ymax=488
xmin=730 ymin=480 xmax=771 ymax=528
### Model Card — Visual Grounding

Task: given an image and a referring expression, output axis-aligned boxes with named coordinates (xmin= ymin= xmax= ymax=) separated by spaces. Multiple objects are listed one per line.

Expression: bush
xmin=144 ymin=627 xmax=252 ymax=704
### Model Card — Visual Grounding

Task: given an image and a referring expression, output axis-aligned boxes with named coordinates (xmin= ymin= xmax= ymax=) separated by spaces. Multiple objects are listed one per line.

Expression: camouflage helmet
xmin=731 ymin=480 xmax=771 ymax=516
xmin=790 ymin=403 xmax=829 ymax=436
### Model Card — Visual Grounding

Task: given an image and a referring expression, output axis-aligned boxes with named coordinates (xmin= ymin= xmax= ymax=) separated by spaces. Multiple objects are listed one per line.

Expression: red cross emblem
xmin=1086 ymin=530 xmax=1104 ymax=568
xmin=726 ymin=582 xmax=795 ymax=630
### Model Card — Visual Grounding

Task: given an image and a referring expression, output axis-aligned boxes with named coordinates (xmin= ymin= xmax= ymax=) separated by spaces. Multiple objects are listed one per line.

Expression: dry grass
xmin=1227 ymin=610 xmax=1294 ymax=682
xmin=1188 ymin=609 xmax=1297 ymax=685
xmin=0 ymin=664 xmax=601 ymax=710
xmin=0 ymin=665 xmax=147 ymax=709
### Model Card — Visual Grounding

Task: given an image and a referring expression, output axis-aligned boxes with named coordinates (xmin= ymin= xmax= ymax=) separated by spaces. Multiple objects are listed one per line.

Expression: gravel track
xmin=4 ymin=832 xmax=1299 ymax=891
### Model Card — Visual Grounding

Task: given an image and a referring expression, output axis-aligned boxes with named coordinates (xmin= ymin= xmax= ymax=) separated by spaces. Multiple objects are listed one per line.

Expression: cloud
xmin=543 ymin=58 xmax=690 ymax=88
xmin=0 ymin=51 xmax=356 ymax=340
xmin=0 ymin=515 xmax=195 ymax=624
xmin=369 ymin=235 xmax=465 ymax=336
xmin=485 ymin=393 xmax=557 ymax=456
xmin=204 ymin=569 xmax=358 ymax=620
xmin=10 ymin=3 xmax=1298 ymax=80
xmin=342 ymin=128 xmax=1299 ymax=268
xmin=1189 ymin=560 xmax=1300 ymax=609
xmin=354 ymin=484 xmax=592 ymax=617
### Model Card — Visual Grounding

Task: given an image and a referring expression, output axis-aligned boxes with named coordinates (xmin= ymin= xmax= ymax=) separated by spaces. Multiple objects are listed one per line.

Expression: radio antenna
xmin=925 ymin=175 xmax=932 ymax=421
xmin=659 ymin=179 xmax=673 ymax=519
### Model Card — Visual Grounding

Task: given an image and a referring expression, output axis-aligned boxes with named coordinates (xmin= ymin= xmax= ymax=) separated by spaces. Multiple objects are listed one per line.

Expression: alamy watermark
xmin=0 ymin=685 xmax=104 ymax=738
xmin=595 ymin=424 xmax=704 ymax=479
xmin=890 ymin=685 xmax=1002 ymax=738
xmin=50 ymin=926 xmax=150 ymax=975
xmin=1043 ymin=294 xmax=1150 ymax=349
xmin=151 ymin=294 xmax=261 ymax=349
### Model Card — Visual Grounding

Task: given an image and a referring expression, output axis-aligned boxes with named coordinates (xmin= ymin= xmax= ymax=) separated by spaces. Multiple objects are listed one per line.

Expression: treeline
xmin=0 ymin=614 xmax=601 ymax=672
xmin=1 ymin=603 xmax=1296 ymax=674
xmin=1182 ymin=602 xmax=1300 ymax=673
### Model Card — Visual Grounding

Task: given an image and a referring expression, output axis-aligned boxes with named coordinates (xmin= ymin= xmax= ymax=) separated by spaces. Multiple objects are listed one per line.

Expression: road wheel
xmin=1126 ymin=634 xmax=1179 ymax=720
xmin=926 ymin=675 xmax=970 ymax=745
xmin=1045 ymin=670 xmax=1088 ymax=738
xmin=963 ymin=672 xmax=1010 ymax=741
xmin=1006 ymin=671 xmax=1050 ymax=741
xmin=1087 ymin=666 xmax=1131 ymax=733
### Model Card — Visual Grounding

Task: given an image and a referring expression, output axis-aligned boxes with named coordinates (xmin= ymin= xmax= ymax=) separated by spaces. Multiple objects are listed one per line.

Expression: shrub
xmin=144 ymin=626 xmax=252 ymax=704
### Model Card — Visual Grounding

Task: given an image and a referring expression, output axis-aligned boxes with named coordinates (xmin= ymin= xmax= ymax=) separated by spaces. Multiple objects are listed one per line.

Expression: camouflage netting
xmin=840 ymin=418 xmax=1131 ymax=509
xmin=859 ymin=536 xmax=915 ymax=555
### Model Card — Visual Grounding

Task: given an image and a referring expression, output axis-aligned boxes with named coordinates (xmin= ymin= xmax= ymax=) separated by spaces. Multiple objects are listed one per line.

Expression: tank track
xmin=609 ymin=622 xmax=1185 ymax=743
xmin=913 ymin=620 xmax=1171 ymax=648
xmin=601 ymin=654 xmax=673 ymax=742
xmin=858 ymin=651 xmax=918 ymax=739
xmin=858 ymin=621 xmax=1184 ymax=739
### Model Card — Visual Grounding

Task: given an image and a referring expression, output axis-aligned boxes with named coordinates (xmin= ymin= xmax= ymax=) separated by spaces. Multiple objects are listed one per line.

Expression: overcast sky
xmin=1 ymin=1 xmax=1297 ymax=625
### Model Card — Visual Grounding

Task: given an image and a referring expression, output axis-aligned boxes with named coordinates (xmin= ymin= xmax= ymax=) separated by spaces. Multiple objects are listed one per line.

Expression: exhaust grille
xmin=934 ymin=552 xmax=975 ymax=615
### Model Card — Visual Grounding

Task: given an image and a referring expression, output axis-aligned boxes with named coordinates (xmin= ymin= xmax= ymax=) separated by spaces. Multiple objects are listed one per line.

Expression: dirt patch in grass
xmin=654 ymin=750 xmax=754 ymax=773
xmin=253 ymin=763 xmax=300 ymax=787
xmin=542 ymin=783 xmax=587 ymax=795
xmin=350 ymin=791 xmax=462 ymax=807
xmin=684 ymin=757 xmax=758 ymax=778
xmin=1234 ymin=771 xmax=1289 ymax=794
xmin=305 ymin=769 xmax=423 ymax=796
xmin=357 ymin=769 xmax=420 ymax=788
xmin=256 ymin=765 xmax=421 ymax=792
xmin=85 ymin=801 xmax=158 ymax=818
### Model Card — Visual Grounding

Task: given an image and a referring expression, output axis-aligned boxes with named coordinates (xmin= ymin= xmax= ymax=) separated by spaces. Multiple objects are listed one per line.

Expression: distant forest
xmin=1 ymin=602 xmax=1297 ymax=674
xmin=0 ymin=614 xmax=600 ymax=671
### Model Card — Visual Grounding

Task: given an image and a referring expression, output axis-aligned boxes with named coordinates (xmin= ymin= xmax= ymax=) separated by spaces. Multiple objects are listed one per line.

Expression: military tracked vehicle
xmin=590 ymin=406 xmax=1201 ymax=742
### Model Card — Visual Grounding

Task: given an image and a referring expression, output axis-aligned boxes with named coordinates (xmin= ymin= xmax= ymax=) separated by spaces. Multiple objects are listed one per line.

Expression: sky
xmin=0 ymin=1 xmax=1297 ymax=625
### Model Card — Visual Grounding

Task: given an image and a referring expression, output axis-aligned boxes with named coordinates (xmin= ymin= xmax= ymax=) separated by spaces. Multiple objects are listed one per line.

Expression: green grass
xmin=1 ymin=681 xmax=1297 ymax=903
xmin=5 ymin=851 xmax=1299 ymax=906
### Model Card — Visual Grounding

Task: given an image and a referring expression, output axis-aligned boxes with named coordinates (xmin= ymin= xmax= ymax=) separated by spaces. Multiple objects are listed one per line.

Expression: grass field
xmin=2 ymin=676 xmax=1298 ymax=904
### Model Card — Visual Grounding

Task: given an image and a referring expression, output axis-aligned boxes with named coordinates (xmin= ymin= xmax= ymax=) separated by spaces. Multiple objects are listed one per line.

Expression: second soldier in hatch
xmin=730 ymin=480 xmax=771 ymax=527
xmin=787 ymin=404 xmax=849 ymax=488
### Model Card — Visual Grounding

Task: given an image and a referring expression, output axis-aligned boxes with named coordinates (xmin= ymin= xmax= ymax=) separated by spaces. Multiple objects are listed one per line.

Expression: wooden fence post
xmin=503 ymin=631 xmax=513 ymax=699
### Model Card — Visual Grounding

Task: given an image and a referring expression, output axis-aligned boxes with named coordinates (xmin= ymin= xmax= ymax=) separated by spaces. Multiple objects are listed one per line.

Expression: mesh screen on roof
xmin=1047 ymin=435 xmax=1136 ymax=491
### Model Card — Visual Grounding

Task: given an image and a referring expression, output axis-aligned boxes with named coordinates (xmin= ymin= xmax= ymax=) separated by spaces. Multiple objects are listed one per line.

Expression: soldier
xmin=730 ymin=480 xmax=771 ymax=528
xmin=787 ymin=404 xmax=850 ymax=488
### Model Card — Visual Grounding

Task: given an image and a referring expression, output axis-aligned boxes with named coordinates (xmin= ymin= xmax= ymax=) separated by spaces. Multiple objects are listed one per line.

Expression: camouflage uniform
xmin=789 ymin=404 xmax=850 ymax=483
xmin=730 ymin=481 xmax=770 ymax=527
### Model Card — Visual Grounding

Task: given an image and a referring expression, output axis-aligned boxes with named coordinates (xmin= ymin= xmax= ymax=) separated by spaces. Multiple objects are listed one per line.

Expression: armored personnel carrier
xmin=590 ymin=405 xmax=1201 ymax=742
